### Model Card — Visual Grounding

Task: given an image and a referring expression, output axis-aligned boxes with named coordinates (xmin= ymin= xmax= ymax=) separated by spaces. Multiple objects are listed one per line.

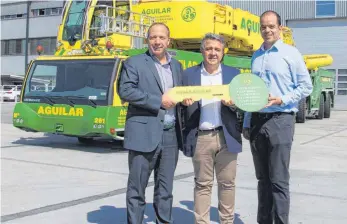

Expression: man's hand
xmin=162 ymin=92 xmax=176 ymax=109
xmin=265 ymin=95 xmax=283 ymax=108
xmin=221 ymin=99 xmax=234 ymax=106
xmin=182 ymin=98 xmax=194 ymax=106
xmin=243 ymin=128 xmax=250 ymax=140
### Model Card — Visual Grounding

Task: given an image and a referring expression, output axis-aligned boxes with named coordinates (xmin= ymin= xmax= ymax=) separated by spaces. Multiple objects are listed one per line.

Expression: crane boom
xmin=54 ymin=0 xmax=333 ymax=69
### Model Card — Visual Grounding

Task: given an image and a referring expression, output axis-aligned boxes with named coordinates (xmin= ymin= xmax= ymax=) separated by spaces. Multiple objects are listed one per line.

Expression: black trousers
xmin=126 ymin=129 xmax=179 ymax=224
xmin=250 ymin=112 xmax=295 ymax=224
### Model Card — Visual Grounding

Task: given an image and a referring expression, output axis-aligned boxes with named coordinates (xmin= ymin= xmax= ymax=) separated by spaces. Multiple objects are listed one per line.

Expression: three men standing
xmin=181 ymin=33 xmax=243 ymax=224
xmin=119 ymin=9 xmax=312 ymax=224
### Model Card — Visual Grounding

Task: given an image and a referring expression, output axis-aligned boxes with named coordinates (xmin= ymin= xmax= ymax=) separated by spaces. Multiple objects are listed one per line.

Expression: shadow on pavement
xmin=9 ymin=133 xmax=126 ymax=153
xmin=87 ymin=201 xmax=244 ymax=224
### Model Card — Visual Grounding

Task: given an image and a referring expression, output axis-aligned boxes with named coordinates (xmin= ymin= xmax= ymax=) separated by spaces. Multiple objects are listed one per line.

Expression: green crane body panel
xmin=12 ymin=48 xmax=334 ymax=139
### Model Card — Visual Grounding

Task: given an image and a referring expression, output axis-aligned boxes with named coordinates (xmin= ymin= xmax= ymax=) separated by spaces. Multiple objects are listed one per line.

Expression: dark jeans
xmin=126 ymin=129 xmax=179 ymax=224
xmin=250 ymin=112 xmax=295 ymax=224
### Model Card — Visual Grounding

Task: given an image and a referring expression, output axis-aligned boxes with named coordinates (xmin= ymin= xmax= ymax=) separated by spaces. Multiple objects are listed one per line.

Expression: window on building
xmin=338 ymin=76 xmax=347 ymax=81
xmin=316 ymin=0 xmax=335 ymax=17
xmin=31 ymin=9 xmax=38 ymax=17
xmin=39 ymin=9 xmax=46 ymax=16
xmin=32 ymin=8 xmax=47 ymax=16
xmin=1 ymin=13 xmax=27 ymax=20
xmin=338 ymin=69 xmax=347 ymax=75
xmin=1 ymin=41 xmax=8 ymax=55
xmin=15 ymin=40 xmax=22 ymax=54
xmin=336 ymin=69 xmax=347 ymax=95
xmin=30 ymin=37 xmax=57 ymax=55
xmin=50 ymin=8 xmax=62 ymax=15
xmin=8 ymin=40 xmax=16 ymax=55
xmin=31 ymin=8 xmax=63 ymax=17
xmin=29 ymin=39 xmax=38 ymax=55
xmin=338 ymin=83 xmax=347 ymax=88
xmin=51 ymin=8 xmax=59 ymax=15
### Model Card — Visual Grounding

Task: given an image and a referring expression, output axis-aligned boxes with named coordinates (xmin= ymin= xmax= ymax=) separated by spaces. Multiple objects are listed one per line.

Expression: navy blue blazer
xmin=118 ymin=51 xmax=184 ymax=152
xmin=181 ymin=63 xmax=243 ymax=157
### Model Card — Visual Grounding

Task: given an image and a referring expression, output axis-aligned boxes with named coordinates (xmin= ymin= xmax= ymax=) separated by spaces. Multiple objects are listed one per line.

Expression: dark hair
xmin=260 ymin=10 xmax=281 ymax=26
xmin=146 ymin=22 xmax=170 ymax=39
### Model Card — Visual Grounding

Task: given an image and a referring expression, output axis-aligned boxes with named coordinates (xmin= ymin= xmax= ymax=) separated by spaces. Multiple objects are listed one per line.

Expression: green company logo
xmin=181 ymin=6 xmax=196 ymax=22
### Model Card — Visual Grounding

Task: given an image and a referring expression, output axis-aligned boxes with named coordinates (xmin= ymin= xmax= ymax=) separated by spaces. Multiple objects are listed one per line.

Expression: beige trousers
xmin=192 ymin=130 xmax=238 ymax=224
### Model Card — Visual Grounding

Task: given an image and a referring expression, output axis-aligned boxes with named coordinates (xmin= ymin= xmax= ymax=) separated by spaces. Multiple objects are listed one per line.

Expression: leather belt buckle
xmin=199 ymin=126 xmax=223 ymax=132
xmin=254 ymin=111 xmax=294 ymax=119
xmin=260 ymin=113 xmax=276 ymax=119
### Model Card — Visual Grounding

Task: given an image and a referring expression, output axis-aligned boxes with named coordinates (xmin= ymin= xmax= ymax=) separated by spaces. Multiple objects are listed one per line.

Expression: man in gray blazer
xmin=118 ymin=22 xmax=184 ymax=224
xmin=182 ymin=33 xmax=243 ymax=224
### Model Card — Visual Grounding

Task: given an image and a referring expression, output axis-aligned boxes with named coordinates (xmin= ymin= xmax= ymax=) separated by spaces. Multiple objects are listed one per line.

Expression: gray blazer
xmin=182 ymin=63 xmax=243 ymax=157
xmin=118 ymin=51 xmax=184 ymax=152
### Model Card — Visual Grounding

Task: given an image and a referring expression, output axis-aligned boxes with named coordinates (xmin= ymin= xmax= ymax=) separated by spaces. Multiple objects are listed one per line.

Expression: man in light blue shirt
xmin=242 ymin=10 xmax=312 ymax=224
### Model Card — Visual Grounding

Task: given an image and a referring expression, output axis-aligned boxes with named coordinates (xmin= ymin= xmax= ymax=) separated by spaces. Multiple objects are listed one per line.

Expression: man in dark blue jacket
xmin=118 ymin=22 xmax=184 ymax=224
xmin=181 ymin=33 xmax=242 ymax=224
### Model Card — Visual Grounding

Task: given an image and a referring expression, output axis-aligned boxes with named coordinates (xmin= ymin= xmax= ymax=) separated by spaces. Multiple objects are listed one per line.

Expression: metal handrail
xmin=86 ymin=4 xmax=155 ymax=39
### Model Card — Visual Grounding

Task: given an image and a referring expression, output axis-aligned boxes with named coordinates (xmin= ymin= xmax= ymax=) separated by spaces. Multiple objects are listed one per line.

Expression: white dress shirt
xmin=199 ymin=63 xmax=223 ymax=130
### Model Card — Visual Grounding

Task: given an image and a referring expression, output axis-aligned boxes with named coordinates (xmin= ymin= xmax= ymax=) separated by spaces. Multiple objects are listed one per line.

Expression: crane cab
xmin=56 ymin=0 xmax=154 ymax=56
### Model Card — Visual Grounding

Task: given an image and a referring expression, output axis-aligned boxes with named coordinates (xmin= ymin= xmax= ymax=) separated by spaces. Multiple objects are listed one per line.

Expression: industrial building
xmin=1 ymin=0 xmax=346 ymax=95
xmin=1 ymin=0 xmax=64 ymax=86
xmin=221 ymin=0 xmax=347 ymax=95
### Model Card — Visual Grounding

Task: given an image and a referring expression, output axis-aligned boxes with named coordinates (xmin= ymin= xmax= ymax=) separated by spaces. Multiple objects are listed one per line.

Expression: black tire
xmin=296 ymin=98 xmax=306 ymax=123
xmin=77 ymin=137 xmax=94 ymax=144
xmin=110 ymin=140 xmax=124 ymax=150
xmin=317 ymin=93 xmax=324 ymax=120
xmin=324 ymin=94 xmax=331 ymax=118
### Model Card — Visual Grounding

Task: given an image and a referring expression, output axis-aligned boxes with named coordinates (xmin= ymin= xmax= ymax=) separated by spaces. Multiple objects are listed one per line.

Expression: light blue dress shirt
xmin=243 ymin=39 xmax=313 ymax=128
xmin=150 ymin=51 xmax=176 ymax=129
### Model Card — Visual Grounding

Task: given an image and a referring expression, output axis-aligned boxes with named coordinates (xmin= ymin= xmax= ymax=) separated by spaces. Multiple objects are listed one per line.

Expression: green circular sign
xmin=229 ymin=73 xmax=269 ymax=112
xmin=181 ymin=6 xmax=196 ymax=22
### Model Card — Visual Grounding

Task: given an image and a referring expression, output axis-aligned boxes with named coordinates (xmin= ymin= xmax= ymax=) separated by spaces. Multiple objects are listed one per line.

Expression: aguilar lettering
xmin=120 ymin=109 xmax=127 ymax=116
xmin=240 ymin=18 xmax=260 ymax=34
xmin=37 ymin=106 xmax=83 ymax=117
xmin=178 ymin=60 xmax=198 ymax=69
xmin=142 ymin=8 xmax=171 ymax=15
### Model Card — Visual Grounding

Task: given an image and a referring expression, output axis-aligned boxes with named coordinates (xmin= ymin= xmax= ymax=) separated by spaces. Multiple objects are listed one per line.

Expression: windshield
xmin=23 ymin=59 xmax=116 ymax=105
xmin=62 ymin=0 xmax=90 ymax=42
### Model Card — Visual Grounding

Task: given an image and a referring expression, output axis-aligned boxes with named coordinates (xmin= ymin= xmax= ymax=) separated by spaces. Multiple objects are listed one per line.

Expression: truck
xmin=13 ymin=0 xmax=335 ymax=144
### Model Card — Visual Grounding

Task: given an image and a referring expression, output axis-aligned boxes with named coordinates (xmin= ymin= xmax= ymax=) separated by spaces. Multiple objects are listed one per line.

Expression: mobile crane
xmin=12 ymin=0 xmax=335 ymax=144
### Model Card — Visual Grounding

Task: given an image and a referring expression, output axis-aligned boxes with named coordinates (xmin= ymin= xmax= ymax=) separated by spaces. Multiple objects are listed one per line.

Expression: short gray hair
xmin=200 ymin=33 xmax=225 ymax=51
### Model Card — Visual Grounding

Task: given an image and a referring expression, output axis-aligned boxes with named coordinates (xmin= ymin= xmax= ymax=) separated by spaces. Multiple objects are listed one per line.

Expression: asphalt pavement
xmin=1 ymin=96 xmax=347 ymax=223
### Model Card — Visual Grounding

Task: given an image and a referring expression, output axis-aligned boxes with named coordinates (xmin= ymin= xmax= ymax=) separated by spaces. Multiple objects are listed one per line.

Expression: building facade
xmin=1 ymin=0 xmax=64 ymax=85
xmin=217 ymin=0 xmax=347 ymax=95
xmin=1 ymin=0 xmax=347 ymax=94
